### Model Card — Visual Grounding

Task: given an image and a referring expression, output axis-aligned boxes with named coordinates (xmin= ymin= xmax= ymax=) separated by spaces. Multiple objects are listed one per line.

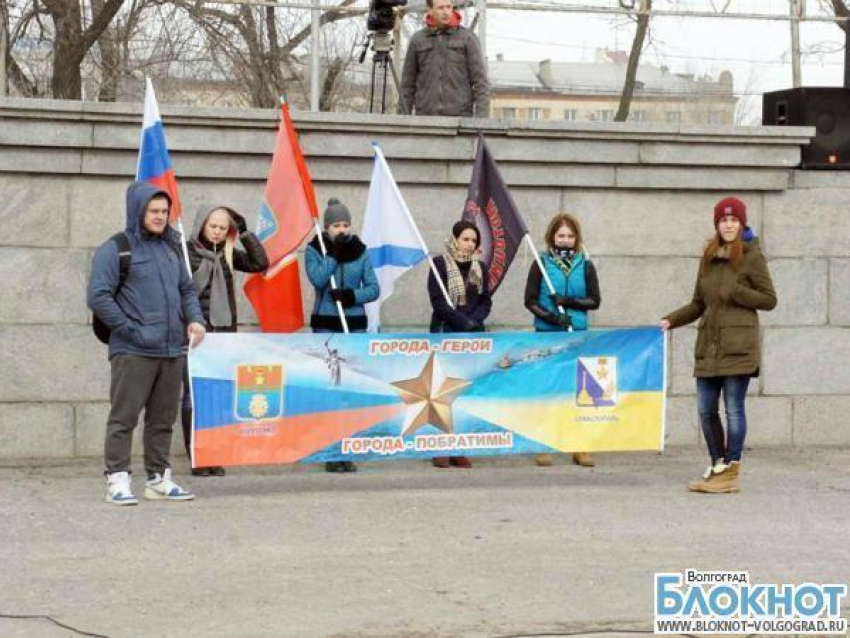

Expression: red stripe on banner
xmin=194 ymin=403 xmax=406 ymax=467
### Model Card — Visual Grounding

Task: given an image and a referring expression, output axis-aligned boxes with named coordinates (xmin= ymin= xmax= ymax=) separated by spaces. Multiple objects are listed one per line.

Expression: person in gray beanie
xmin=305 ymin=198 xmax=380 ymax=472
xmin=323 ymin=197 xmax=352 ymax=228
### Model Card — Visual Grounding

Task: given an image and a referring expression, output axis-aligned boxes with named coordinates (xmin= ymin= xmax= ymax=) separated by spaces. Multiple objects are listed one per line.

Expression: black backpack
xmin=92 ymin=232 xmax=133 ymax=344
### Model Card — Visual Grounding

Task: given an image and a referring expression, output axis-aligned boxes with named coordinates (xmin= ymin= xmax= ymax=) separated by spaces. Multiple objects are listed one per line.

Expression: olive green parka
xmin=665 ymin=235 xmax=777 ymax=378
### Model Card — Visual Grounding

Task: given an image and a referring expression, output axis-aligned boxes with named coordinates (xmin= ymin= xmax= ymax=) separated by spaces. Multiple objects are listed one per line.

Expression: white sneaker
xmin=105 ymin=471 xmax=138 ymax=506
xmin=701 ymin=462 xmax=729 ymax=480
xmin=144 ymin=468 xmax=194 ymax=501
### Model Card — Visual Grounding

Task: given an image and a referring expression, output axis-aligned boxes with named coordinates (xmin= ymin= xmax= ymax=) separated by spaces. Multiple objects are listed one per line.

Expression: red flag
xmin=244 ymin=255 xmax=304 ymax=333
xmin=244 ymin=104 xmax=318 ymax=332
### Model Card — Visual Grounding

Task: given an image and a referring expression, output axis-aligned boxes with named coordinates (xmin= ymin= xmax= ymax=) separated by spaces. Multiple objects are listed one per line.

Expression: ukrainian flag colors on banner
xmin=189 ymin=328 xmax=666 ymax=467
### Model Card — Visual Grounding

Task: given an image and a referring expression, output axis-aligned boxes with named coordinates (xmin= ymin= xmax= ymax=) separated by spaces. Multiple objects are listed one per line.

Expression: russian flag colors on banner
xmin=361 ymin=143 xmax=429 ymax=332
xmin=136 ymin=78 xmax=181 ymax=222
xmin=190 ymin=328 xmax=666 ymax=467
xmin=244 ymin=104 xmax=318 ymax=332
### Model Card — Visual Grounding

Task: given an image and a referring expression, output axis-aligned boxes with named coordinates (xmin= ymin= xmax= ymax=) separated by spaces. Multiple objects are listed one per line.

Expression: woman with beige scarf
xmin=427 ymin=220 xmax=492 ymax=469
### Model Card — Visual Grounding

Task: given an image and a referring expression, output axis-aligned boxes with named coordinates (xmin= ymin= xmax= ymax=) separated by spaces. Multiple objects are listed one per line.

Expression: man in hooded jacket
xmin=88 ymin=181 xmax=206 ymax=505
xmin=399 ymin=0 xmax=490 ymax=118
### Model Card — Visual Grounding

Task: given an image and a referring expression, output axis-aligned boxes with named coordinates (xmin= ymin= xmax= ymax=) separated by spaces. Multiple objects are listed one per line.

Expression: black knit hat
xmin=323 ymin=197 xmax=352 ymax=228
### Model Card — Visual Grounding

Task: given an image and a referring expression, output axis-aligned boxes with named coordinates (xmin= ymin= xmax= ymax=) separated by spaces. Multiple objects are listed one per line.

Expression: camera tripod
xmin=360 ymin=32 xmax=406 ymax=114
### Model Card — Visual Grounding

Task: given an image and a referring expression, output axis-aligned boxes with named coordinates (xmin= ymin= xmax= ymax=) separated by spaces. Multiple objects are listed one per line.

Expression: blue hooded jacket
xmin=87 ymin=181 xmax=204 ymax=359
xmin=305 ymin=232 xmax=379 ymax=332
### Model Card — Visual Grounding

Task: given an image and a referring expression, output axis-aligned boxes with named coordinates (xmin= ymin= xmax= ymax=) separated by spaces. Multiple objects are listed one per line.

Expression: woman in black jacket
xmin=182 ymin=205 xmax=269 ymax=476
xmin=427 ymin=220 xmax=492 ymax=469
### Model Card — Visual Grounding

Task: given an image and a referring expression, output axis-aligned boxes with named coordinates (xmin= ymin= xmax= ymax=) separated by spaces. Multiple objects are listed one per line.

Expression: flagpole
xmin=314 ymin=220 xmax=350 ymax=334
xmin=166 ymin=216 xmax=191 ymax=270
xmin=424 ymin=254 xmax=455 ymax=310
xmin=174 ymin=219 xmax=194 ymax=284
xmin=372 ymin=144 xmax=455 ymax=310
xmin=523 ymin=234 xmax=571 ymax=330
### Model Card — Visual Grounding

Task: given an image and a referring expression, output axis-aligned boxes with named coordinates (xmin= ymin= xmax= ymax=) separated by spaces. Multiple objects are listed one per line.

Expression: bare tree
xmin=3 ymin=1 xmax=47 ymax=96
xmin=615 ymin=0 xmax=651 ymax=122
xmin=89 ymin=1 xmax=205 ymax=102
xmin=734 ymin=68 xmax=762 ymax=126
xmin=92 ymin=0 xmax=157 ymax=101
xmin=317 ymin=20 xmax=366 ymax=112
xmin=173 ymin=0 xmax=361 ymax=108
xmin=709 ymin=0 xmax=733 ymax=12
xmin=823 ymin=0 xmax=850 ymax=86
xmin=41 ymin=0 xmax=125 ymax=98
xmin=0 ymin=0 xmax=8 ymax=96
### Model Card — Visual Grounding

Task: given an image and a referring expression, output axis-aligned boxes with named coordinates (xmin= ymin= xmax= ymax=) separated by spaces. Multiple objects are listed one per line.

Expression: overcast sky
xmin=479 ymin=1 xmax=846 ymax=122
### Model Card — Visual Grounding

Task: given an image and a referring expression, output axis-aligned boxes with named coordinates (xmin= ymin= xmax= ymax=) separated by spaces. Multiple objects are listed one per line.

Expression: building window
xmin=595 ymin=109 xmax=614 ymax=122
xmin=500 ymin=107 xmax=516 ymax=121
xmin=564 ymin=109 xmax=578 ymax=121
xmin=708 ymin=111 xmax=724 ymax=125
xmin=666 ymin=111 xmax=681 ymax=124
xmin=630 ymin=110 xmax=647 ymax=123
xmin=527 ymin=108 xmax=544 ymax=121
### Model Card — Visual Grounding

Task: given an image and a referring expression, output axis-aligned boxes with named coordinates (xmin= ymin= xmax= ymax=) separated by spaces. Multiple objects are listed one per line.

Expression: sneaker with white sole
xmin=144 ymin=468 xmax=194 ymax=501
xmin=105 ymin=471 xmax=138 ymax=506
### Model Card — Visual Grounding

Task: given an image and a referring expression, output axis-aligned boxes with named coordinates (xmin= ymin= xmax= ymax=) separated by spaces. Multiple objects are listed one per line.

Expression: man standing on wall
xmin=399 ymin=0 xmax=490 ymax=118
xmin=88 ymin=181 xmax=206 ymax=505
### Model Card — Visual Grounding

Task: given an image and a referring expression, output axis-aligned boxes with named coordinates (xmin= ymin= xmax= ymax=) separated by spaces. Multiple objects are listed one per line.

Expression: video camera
xmin=367 ymin=0 xmax=407 ymax=33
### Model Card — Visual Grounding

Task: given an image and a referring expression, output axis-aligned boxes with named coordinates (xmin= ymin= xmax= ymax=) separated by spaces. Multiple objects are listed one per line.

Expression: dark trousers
xmin=181 ymin=361 xmax=193 ymax=459
xmin=105 ymin=354 xmax=184 ymax=475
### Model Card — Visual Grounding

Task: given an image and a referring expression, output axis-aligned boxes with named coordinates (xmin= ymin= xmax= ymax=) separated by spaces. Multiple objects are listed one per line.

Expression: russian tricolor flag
xmin=136 ymin=78 xmax=181 ymax=222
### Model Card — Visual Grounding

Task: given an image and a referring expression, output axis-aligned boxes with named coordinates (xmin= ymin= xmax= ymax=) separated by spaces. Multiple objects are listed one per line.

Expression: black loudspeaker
xmin=762 ymin=87 xmax=850 ymax=169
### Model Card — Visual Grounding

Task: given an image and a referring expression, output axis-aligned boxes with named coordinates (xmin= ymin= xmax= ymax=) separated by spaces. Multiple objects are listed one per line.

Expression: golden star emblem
xmin=391 ymin=352 xmax=471 ymax=436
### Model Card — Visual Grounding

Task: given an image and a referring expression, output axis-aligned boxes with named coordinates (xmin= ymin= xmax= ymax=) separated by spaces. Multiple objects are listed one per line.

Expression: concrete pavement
xmin=1 ymin=447 xmax=849 ymax=638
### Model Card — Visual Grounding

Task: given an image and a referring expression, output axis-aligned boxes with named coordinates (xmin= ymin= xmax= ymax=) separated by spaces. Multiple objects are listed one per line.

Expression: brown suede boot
xmin=450 ymin=456 xmax=472 ymax=469
xmin=572 ymin=452 xmax=595 ymax=467
xmin=687 ymin=462 xmax=726 ymax=492
xmin=535 ymin=454 xmax=553 ymax=467
xmin=697 ymin=462 xmax=740 ymax=494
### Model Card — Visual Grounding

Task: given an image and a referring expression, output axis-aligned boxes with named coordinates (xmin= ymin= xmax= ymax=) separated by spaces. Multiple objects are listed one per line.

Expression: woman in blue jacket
xmin=305 ymin=198 xmax=380 ymax=473
xmin=524 ymin=213 xmax=601 ymax=468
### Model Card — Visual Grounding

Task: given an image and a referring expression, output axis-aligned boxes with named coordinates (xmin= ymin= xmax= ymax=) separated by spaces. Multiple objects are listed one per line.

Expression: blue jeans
xmin=696 ymin=375 xmax=750 ymax=464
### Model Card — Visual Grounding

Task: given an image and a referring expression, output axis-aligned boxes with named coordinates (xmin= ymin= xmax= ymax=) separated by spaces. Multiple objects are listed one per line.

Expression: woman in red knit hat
xmin=660 ymin=197 xmax=777 ymax=494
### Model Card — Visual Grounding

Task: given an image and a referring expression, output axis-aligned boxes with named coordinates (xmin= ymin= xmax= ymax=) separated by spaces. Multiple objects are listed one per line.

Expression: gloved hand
xmin=229 ymin=210 xmax=248 ymax=234
xmin=549 ymin=293 xmax=571 ymax=308
xmin=555 ymin=312 xmax=572 ymax=329
xmin=329 ymin=288 xmax=356 ymax=308
xmin=462 ymin=317 xmax=480 ymax=331
xmin=544 ymin=311 xmax=571 ymax=329
xmin=325 ymin=232 xmax=347 ymax=259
